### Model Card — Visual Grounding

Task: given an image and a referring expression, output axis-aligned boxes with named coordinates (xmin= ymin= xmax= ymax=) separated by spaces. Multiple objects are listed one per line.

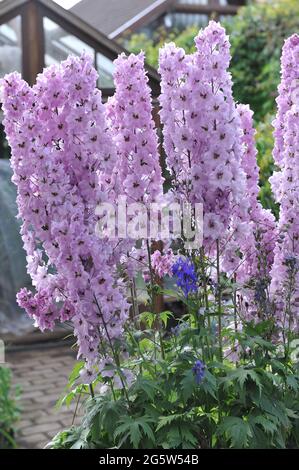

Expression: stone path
xmin=7 ymin=343 xmax=82 ymax=449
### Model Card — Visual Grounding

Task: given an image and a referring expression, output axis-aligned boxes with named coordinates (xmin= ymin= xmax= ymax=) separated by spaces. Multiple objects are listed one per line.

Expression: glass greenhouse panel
xmin=164 ymin=12 xmax=209 ymax=30
xmin=43 ymin=16 xmax=94 ymax=67
xmin=0 ymin=16 xmax=22 ymax=78
xmin=96 ymin=52 xmax=114 ymax=88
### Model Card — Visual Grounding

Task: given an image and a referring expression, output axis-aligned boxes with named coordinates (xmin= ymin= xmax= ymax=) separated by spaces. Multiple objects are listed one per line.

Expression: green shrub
xmin=0 ymin=367 xmax=21 ymax=448
xmin=123 ymin=1 xmax=299 ymax=123
xmin=48 ymin=317 xmax=299 ymax=449
xmin=227 ymin=0 xmax=299 ymax=121
xmin=255 ymin=114 xmax=279 ymax=217
xmin=122 ymin=1 xmax=299 ymax=216
xmin=120 ymin=26 xmax=198 ymax=69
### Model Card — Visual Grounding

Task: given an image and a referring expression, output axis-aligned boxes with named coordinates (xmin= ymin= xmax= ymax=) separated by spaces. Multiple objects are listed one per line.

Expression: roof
xmin=71 ymin=0 xmax=173 ymax=38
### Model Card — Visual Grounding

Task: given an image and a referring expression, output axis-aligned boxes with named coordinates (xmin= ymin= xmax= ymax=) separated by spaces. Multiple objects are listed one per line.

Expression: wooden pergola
xmin=0 ymin=0 xmax=161 ymax=96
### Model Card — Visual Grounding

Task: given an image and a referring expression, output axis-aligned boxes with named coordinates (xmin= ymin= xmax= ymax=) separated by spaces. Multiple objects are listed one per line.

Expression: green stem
xmin=72 ymin=392 xmax=82 ymax=425
xmin=200 ymin=248 xmax=212 ymax=360
xmin=93 ymin=296 xmax=131 ymax=407
xmin=110 ymin=378 xmax=116 ymax=401
xmin=216 ymin=240 xmax=223 ymax=362
xmin=89 ymin=383 xmax=95 ymax=399
xmin=146 ymin=240 xmax=165 ymax=360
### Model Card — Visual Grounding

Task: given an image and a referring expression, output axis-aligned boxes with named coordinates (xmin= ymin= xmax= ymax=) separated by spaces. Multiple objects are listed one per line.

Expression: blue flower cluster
xmin=192 ymin=359 xmax=206 ymax=385
xmin=172 ymin=257 xmax=198 ymax=297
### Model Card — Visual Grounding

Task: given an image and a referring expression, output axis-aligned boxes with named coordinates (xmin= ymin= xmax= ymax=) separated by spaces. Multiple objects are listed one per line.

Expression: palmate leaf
xmin=160 ymin=423 xmax=198 ymax=449
xmin=179 ymin=423 xmax=199 ymax=448
xmin=131 ymin=376 xmax=163 ymax=401
xmin=221 ymin=367 xmax=263 ymax=394
xmin=201 ymin=370 xmax=217 ymax=399
xmin=164 ymin=427 xmax=181 ymax=448
xmin=180 ymin=369 xmax=196 ymax=401
xmin=94 ymin=397 xmax=125 ymax=436
xmin=114 ymin=416 xmax=155 ymax=449
xmin=250 ymin=415 xmax=278 ymax=436
xmin=246 ymin=336 xmax=276 ymax=351
xmin=254 ymin=394 xmax=291 ymax=429
xmin=68 ymin=426 xmax=90 ymax=449
xmin=286 ymin=375 xmax=299 ymax=392
xmin=139 ymin=311 xmax=156 ymax=328
xmin=159 ymin=310 xmax=173 ymax=327
xmin=218 ymin=417 xmax=252 ymax=448
xmin=156 ymin=413 xmax=187 ymax=432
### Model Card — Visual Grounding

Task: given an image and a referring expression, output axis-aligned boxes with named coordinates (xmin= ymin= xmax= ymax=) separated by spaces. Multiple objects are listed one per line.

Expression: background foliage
xmin=121 ymin=0 xmax=299 ymax=216
xmin=0 ymin=367 xmax=20 ymax=448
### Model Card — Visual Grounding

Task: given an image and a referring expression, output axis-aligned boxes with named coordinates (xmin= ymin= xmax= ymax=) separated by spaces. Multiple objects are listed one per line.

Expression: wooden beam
xmin=21 ymin=0 xmax=44 ymax=85
xmin=0 ymin=0 xmax=28 ymax=23
xmin=175 ymin=3 xmax=239 ymax=15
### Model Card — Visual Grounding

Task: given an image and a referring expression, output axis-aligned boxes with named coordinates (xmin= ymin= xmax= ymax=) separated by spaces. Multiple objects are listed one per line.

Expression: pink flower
xmin=1 ymin=54 xmax=129 ymax=375
xmin=151 ymin=249 xmax=175 ymax=278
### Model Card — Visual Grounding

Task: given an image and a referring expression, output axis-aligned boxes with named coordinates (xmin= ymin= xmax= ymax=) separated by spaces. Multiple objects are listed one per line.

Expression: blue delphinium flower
xmin=192 ymin=359 xmax=206 ymax=385
xmin=172 ymin=257 xmax=197 ymax=297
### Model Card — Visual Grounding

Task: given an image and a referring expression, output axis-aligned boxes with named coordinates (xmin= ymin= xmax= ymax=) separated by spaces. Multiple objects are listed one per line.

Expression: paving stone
xmin=20 ymin=421 xmax=62 ymax=436
xmin=21 ymin=410 xmax=47 ymax=421
xmin=6 ymin=345 xmax=78 ymax=449
xmin=16 ymin=419 xmax=34 ymax=430
xmin=18 ymin=432 xmax=48 ymax=446
xmin=33 ymin=413 xmax=69 ymax=425
xmin=20 ymin=390 xmax=44 ymax=400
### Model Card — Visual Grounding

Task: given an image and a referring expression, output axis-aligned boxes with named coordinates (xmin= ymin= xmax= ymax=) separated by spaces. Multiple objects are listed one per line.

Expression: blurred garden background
xmin=0 ymin=0 xmax=298 ymax=449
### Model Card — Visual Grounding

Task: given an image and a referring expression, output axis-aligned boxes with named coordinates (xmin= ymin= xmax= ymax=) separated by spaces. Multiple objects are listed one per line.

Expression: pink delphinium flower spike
xmin=1 ymin=55 xmax=129 ymax=377
xmin=270 ymin=35 xmax=299 ymax=329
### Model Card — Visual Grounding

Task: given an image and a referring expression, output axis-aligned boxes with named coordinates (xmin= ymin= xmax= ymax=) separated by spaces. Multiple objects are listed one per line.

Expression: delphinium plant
xmin=1 ymin=23 xmax=299 ymax=449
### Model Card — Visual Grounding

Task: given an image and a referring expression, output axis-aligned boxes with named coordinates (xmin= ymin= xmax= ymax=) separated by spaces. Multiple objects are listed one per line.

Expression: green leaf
xmin=131 ymin=376 xmax=162 ymax=401
xmin=285 ymin=408 xmax=299 ymax=419
xmin=179 ymin=423 xmax=198 ymax=448
xmin=201 ymin=370 xmax=217 ymax=399
xmin=255 ymin=395 xmax=290 ymax=428
xmin=165 ymin=426 xmax=182 ymax=448
xmin=180 ymin=369 xmax=195 ymax=401
xmin=67 ymin=361 xmax=85 ymax=388
xmin=139 ymin=311 xmax=155 ymax=328
xmin=218 ymin=417 xmax=252 ymax=448
xmin=223 ymin=367 xmax=263 ymax=394
xmin=286 ymin=375 xmax=299 ymax=391
xmin=114 ymin=416 xmax=155 ymax=449
xmin=159 ymin=310 xmax=173 ymax=327
xmin=156 ymin=413 xmax=186 ymax=432
xmin=250 ymin=415 xmax=277 ymax=435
